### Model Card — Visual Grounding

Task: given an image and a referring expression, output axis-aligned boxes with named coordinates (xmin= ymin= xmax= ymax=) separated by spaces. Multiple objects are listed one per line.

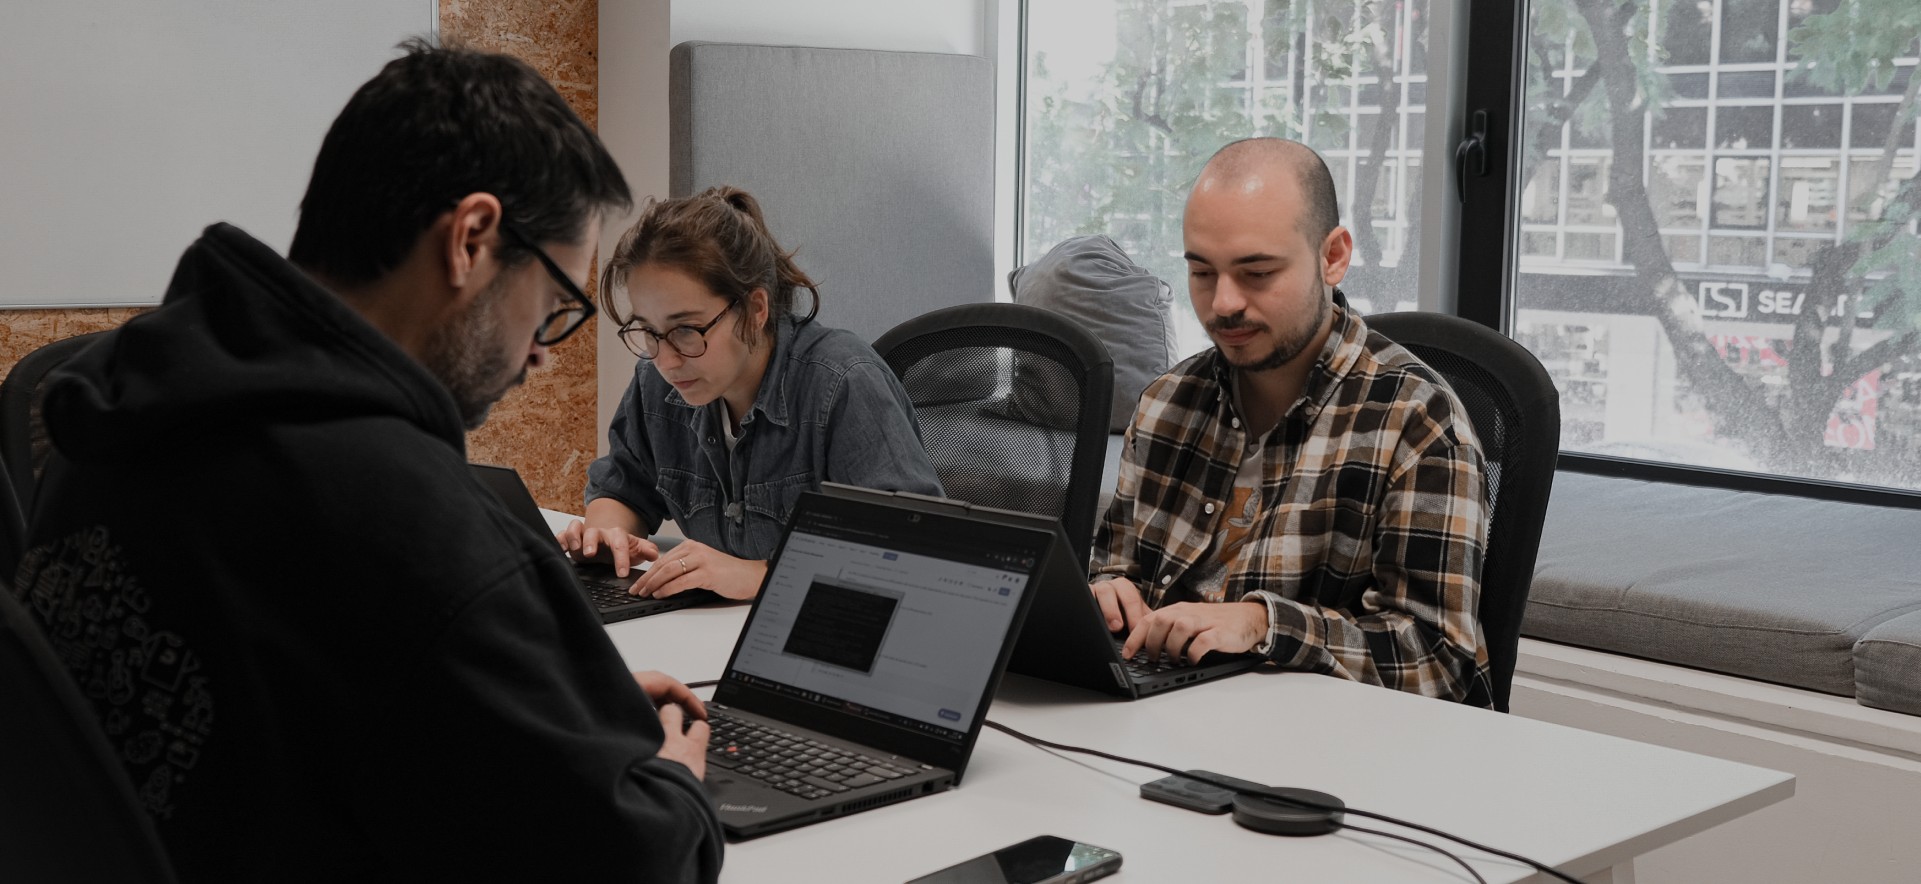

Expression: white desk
xmin=600 ymin=605 xmax=1792 ymax=884
xmin=538 ymin=510 xmax=1793 ymax=882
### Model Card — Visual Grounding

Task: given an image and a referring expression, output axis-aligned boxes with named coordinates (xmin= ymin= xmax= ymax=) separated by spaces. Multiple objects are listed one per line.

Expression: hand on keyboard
xmin=557 ymin=519 xmax=659 ymax=577
xmin=632 ymin=670 xmax=707 ymax=723
xmin=655 ymin=704 xmax=710 ymax=780
xmin=1121 ymin=600 xmax=1269 ymax=663
xmin=1089 ymin=576 xmax=1149 ymax=633
xmin=630 ymin=539 xmax=767 ymax=601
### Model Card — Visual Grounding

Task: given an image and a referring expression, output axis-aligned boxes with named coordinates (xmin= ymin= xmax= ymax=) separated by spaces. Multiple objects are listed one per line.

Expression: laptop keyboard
xmin=583 ymin=577 xmax=640 ymax=610
xmin=706 ymin=711 xmax=918 ymax=802
xmin=1114 ymin=639 xmax=1187 ymax=677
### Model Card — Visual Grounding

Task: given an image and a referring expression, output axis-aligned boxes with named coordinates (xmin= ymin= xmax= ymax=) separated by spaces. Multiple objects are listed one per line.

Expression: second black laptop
xmin=820 ymin=484 xmax=1261 ymax=699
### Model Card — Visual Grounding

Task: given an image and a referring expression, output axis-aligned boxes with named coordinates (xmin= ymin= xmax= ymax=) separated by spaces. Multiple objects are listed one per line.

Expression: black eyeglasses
xmin=499 ymin=220 xmax=596 ymax=346
xmin=618 ymin=300 xmax=739 ymax=360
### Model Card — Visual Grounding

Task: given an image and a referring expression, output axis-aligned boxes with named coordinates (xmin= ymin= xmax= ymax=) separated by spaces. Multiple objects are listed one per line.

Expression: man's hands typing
xmin=1090 ymin=577 xmax=1268 ymax=663
xmin=634 ymin=671 xmax=709 ymax=780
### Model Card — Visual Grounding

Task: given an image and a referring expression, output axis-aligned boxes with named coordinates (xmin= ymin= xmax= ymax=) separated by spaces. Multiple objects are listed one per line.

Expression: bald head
xmin=1192 ymin=138 xmax=1341 ymax=249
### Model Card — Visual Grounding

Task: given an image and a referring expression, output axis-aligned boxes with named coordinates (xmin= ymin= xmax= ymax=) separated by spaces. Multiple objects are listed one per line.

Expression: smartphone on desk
xmin=904 ymin=835 xmax=1122 ymax=884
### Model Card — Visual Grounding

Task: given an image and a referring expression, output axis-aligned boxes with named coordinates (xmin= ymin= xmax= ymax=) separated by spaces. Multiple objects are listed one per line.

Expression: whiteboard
xmin=0 ymin=1 xmax=436 ymax=308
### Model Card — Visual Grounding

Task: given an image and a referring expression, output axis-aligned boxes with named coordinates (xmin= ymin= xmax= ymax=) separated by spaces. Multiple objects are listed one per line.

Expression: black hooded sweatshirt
xmin=15 ymin=224 xmax=724 ymax=882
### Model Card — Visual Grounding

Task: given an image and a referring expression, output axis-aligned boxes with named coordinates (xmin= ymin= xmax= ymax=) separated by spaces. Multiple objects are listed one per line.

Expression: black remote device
xmin=1139 ymin=769 xmax=1271 ymax=814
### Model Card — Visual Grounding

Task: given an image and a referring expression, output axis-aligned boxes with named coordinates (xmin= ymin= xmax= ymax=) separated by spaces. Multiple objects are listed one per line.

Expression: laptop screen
xmin=725 ymin=499 xmax=1038 ymax=744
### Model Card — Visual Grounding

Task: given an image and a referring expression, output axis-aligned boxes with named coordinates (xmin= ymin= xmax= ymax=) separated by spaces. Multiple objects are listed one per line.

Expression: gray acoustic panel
xmin=670 ymin=42 xmax=995 ymax=342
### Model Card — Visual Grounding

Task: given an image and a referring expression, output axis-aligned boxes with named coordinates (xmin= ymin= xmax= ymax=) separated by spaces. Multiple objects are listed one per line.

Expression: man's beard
xmin=421 ymin=276 xmax=524 ymax=431
xmin=1208 ymin=287 xmax=1329 ymax=373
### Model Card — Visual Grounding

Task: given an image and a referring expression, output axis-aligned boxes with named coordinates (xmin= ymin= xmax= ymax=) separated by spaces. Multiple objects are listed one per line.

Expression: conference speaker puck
xmin=1231 ymin=787 xmax=1344 ymax=836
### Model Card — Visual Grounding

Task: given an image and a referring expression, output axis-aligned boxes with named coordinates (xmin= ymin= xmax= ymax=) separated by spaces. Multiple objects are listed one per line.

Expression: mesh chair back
xmin=874 ymin=304 xmax=1115 ymax=566
xmin=1365 ymin=312 xmax=1561 ymax=712
xmin=0 ymin=573 xmax=177 ymax=881
xmin=1 ymin=331 xmax=108 ymax=515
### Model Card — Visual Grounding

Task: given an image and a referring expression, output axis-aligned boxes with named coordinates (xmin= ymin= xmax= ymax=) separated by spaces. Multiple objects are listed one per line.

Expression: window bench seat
xmin=1527 ymin=470 xmax=1921 ymax=716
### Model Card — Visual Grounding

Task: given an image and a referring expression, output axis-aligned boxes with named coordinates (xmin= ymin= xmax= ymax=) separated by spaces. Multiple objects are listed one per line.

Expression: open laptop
xmin=821 ymin=484 xmax=1261 ymax=699
xmin=702 ymin=489 xmax=1050 ymax=840
xmin=469 ymin=464 xmax=720 ymax=623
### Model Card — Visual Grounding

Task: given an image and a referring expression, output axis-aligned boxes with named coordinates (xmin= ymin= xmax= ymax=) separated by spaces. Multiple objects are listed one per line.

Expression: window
xmin=1506 ymin=0 xmax=1921 ymax=492
xmin=1022 ymin=0 xmax=1433 ymax=358
xmin=1017 ymin=0 xmax=1921 ymax=500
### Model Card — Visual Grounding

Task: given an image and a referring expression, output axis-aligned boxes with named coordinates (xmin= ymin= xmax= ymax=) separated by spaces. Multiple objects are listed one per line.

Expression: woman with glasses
xmin=558 ymin=187 xmax=942 ymax=600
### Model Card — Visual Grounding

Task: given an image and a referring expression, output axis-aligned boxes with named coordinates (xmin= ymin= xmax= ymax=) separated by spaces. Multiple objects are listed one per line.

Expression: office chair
xmin=0 ymin=572 xmax=178 ymax=882
xmin=873 ymin=303 xmax=1115 ymax=566
xmin=0 ymin=456 xmax=22 ymax=584
xmin=1366 ymin=312 xmax=1560 ymax=713
xmin=0 ymin=331 xmax=106 ymax=516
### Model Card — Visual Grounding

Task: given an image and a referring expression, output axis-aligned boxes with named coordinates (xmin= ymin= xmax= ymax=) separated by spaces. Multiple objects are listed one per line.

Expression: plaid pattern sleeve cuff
xmin=1244 ymin=590 xmax=1286 ymax=659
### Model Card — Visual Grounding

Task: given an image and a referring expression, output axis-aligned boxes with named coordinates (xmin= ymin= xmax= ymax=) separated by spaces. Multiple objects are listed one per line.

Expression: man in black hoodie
xmin=12 ymin=41 xmax=724 ymax=881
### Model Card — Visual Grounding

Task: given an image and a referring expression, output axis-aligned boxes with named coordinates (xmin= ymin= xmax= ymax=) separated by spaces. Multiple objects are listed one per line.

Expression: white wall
xmin=596 ymin=0 xmax=673 ymax=447
xmin=670 ymin=0 xmax=986 ymax=55
xmin=596 ymin=0 xmax=1000 ymax=445
xmin=0 ymin=0 xmax=436 ymax=309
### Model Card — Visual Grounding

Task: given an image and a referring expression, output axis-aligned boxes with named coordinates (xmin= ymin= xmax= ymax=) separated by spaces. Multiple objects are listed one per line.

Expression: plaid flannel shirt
xmin=1092 ymin=296 xmax=1493 ymax=705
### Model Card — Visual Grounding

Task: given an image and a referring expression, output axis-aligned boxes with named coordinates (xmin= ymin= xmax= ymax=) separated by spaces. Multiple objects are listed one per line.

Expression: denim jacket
xmin=587 ymin=317 xmax=943 ymax=559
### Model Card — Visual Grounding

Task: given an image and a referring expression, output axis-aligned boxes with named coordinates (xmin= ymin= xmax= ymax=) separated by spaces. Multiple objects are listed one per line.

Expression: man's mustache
xmin=1207 ymin=313 xmax=1265 ymax=334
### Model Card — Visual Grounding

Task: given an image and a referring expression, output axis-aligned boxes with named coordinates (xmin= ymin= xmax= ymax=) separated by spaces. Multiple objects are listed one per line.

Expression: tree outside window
xmin=1024 ymin=0 xmax=1432 ymax=357
xmin=1514 ymin=0 xmax=1921 ymax=488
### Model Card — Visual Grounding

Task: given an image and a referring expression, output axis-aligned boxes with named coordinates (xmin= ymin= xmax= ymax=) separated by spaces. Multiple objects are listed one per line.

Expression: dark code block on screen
xmin=782 ymin=581 xmax=900 ymax=673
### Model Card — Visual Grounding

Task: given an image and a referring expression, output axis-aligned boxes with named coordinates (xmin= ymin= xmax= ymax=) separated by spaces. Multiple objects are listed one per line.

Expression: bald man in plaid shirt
xmin=1091 ymin=138 xmax=1492 ymax=705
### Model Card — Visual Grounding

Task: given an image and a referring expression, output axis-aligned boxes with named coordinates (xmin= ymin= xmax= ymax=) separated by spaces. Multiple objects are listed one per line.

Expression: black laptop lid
xmin=714 ymin=490 xmax=1050 ymax=780
xmin=469 ymin=464 xmax=554 ymax=537
xmin=814 ymin=484 xmax=1134 ymax=694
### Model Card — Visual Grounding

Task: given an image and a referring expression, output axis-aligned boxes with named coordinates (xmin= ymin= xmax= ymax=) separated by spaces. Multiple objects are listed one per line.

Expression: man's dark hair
xmin=1206 ymin=137 xmax=1341 ymax=246
xmin=288 ymin=39 xmax=631 ymax=286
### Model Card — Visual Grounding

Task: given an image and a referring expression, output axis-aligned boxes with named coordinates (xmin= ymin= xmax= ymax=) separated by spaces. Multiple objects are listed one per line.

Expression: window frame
xmin=1009 ymin=0 xmax=1921 ymax=510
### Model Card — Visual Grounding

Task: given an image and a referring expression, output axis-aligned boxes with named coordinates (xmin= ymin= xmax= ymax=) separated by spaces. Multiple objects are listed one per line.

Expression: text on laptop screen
xmin=729 ymin=523 xmax=1032 ymax=742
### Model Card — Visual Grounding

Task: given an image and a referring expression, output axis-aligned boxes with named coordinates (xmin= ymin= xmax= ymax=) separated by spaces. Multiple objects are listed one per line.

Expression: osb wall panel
xmin=442 ymin=0 xmax=603 ymax=512
xmin=2 ymin=0 xmax=604 ymax=513
xmin=0 ymin=308 xmax=149 ymax=384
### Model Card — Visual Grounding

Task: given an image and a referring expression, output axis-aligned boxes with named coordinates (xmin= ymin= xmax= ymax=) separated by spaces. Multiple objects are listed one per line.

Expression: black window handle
xmin=1455 ymin=109 xmax=1490 ymax=203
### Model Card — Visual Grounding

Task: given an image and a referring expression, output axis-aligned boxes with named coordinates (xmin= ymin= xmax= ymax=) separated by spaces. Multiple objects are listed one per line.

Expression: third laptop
xmin=469 ymin=463 xmax=721 ymax=623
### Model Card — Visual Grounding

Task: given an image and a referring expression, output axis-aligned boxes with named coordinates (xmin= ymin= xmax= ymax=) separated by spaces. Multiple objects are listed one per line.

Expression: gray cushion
xmin=1008 ymin=235 xmax=1177 ymax=431
xmin=670 ymin=42 xmax=994 ymax=342
xmin=1528 ymin=472 xmax=1921 ymax=696
xmin=1857 ymin=611 xmax=1921 ymax=715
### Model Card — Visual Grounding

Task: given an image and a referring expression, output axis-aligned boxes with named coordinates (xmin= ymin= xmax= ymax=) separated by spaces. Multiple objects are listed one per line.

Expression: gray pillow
xmin=1008 ymin=235 xmax=1178 ymax=432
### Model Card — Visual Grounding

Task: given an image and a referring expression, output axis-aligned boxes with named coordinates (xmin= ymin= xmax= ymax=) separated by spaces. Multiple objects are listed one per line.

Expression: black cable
xmin=1340 ymin=822 xmax=1488 ymax=884
xmin=983 ymin=719 xmax=1582 ymax=884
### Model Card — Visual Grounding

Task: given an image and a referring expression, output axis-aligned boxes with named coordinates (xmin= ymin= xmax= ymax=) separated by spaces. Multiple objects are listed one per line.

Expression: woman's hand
xmin=631 ymin=540 xmax=768 ymax=601
xmin=557 ymin=519 xmax=660 ymax=577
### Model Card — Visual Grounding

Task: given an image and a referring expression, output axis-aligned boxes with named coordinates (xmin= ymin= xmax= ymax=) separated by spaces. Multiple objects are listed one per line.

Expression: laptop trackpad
xmin=707 ymin=774 xmax=791 ymax=817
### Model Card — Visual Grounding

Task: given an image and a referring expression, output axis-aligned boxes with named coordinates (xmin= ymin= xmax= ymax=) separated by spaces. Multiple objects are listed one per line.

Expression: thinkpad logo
xmin=719 ymin=803 xmax=769 ymax=814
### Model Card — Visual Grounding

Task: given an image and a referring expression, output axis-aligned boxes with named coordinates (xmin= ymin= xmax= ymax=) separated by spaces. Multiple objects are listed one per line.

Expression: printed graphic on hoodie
xmin=15 ymin=526 xmax=213 ymax=820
